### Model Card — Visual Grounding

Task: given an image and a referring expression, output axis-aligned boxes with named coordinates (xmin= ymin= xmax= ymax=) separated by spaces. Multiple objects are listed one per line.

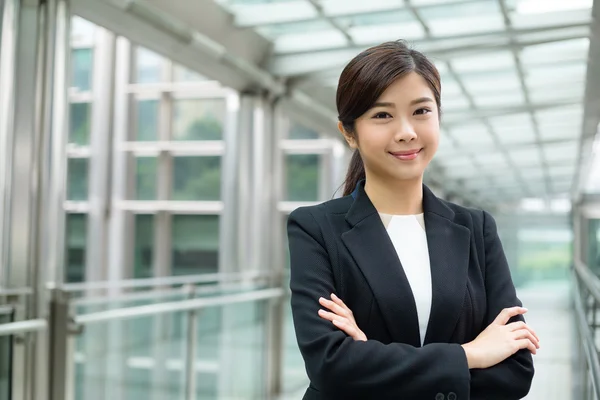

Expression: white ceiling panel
xmin=543 ymin=142 xmax=579 ymax=161
xmin=450 ymin=123 xmax=494 ymax=146
xmin=350 ymin=22 xmax=425 ymax=45
xmin=461 ymin=70 xmax=522 ymax=94
xmin=451 ymin=51 xmax=515 ymax=73
xmin=509 ymin=147 xmax=543 ymax=167
xmin=474 ymin=92 xmax=526 ymax=108
xmin=273 ymin=30 xmax=348 ymax=53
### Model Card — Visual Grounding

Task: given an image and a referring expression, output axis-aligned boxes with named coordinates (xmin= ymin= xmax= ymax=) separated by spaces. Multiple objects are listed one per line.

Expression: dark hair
xmin=337 ymin=40 xmax=442 ymax=196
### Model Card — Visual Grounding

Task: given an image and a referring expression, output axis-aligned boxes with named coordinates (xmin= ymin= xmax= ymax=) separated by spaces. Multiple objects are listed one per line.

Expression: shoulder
xmin=288 ymin=195 xmax=353 ymax=224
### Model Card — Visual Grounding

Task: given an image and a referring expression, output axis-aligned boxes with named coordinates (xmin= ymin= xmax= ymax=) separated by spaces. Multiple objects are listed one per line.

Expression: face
xmin=340 ymin=71 xmax=440 ymax=184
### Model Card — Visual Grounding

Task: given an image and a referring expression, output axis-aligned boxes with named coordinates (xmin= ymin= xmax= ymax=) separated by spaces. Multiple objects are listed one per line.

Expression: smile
xmin=389 ymin=149 xmax=422 ymax=161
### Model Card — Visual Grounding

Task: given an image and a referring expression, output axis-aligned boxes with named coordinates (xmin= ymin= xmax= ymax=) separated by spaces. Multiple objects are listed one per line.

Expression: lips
xmin=390 ymin=149 xmax=422 ymax=161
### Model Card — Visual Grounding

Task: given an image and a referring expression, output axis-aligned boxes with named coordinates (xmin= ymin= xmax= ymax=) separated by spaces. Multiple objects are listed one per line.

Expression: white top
xmin=380 ymin=213 xmax=432 ymax=346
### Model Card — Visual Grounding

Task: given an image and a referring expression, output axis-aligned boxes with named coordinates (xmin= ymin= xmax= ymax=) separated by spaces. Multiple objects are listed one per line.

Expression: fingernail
xmin=331 ymin=293 xmax=338 ymax=299
xmin=319 ymin=297 xmax=324 ymax=302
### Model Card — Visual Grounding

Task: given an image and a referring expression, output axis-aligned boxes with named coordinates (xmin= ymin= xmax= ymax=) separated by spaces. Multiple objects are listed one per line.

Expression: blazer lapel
xmin=422 ymin=185 xmax=471 ymax=345
xmin=341 ymin=182 xmax=421 ymax=346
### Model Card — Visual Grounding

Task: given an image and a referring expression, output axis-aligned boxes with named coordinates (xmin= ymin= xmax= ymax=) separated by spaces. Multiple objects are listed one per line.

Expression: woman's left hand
xmin=318 ymin=293 xmax=367 ymax=341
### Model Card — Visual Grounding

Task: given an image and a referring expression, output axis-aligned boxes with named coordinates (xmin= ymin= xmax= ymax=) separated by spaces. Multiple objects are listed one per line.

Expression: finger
xmin=513 ymin=329 xmax=540 ymax=349
xmin=318 ymin=309 xmax=338 ymax=322
xmin=515 ymin=338 xmax=537 ymax=355
xmin=332 ymin=319 xmax=360 ymax=340
xmin=494 ymin=306 xmax=528 ymax=325
xmin=508 ymin=321 xmax=540 ymax=343
xmin=319 ymin=297 xmax=349 ymax=318
xmin=331 ymin=293 xmax=352 ymax=314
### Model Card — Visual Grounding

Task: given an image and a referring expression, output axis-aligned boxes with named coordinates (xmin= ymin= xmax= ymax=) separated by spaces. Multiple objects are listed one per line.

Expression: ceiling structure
xmin=72 ymin=0 xmax=600 ymax=208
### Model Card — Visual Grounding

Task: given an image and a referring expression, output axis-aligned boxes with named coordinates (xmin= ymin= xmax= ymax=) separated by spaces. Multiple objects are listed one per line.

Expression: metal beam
xmin=268 ymin=22 xmax=590 ymax=76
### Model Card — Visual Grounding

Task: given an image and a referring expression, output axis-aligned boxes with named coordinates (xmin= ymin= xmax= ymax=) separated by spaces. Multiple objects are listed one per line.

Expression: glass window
xmin=70 ymin=102 xmax=91 ymax=145
xmin=135 ymin=157 xmax=158 ymax=200
xmin=67 ymin=158 xmax=89 ymax=201
xmin=172 ymin=156 xmax=221 ymax=201
xmin=136 ymin=47 xmax=163 ymax=83
xmin=288 ymin=123 xmax=319 ymax=139
xmin=171 ymin=215 xmax=219 ymax=275
xmin=134 ymin=214 xmax=155 ymax=279
xmin=173 ymin=65 xmax=206 ymax=82
xmin=285 ymin=154 xmax=320 ymax=201
xmin=135 ymin=100 xmax=159 ymax=141
xmin=173 ymin=99 xmax=225 ymax=141
xmin=588 ymin=219 xmax=600 ymax=273
xmin=71 ymin=48 xmax=93 ymax=91
xmin=65 ymin=213 xmax=87 ymax=283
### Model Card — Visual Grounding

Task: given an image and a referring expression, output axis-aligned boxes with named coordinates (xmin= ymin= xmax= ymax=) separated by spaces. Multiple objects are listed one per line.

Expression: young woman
xmin=287 ymin=41 xmax=538 ymax=400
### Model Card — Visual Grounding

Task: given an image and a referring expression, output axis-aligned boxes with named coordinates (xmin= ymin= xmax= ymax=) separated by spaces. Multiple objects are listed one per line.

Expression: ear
xmin=338 ymin=121 xmax=358 ymax=149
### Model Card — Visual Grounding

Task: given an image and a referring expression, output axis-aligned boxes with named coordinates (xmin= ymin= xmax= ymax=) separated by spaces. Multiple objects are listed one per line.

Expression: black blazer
xmin=287 ymin=181 xmax=534 ymax=400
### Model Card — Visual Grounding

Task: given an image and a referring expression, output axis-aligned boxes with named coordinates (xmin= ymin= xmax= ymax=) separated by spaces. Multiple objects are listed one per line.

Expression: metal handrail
xmin=74 ymin=287 xmax=284 ymax=325
xmin=0 ymin=287 xmax=33 ymax=297
xmin=71 ymin=280 xmax=266 ymax=306
xmin=573 ymin=260 xmax=600 ymax=399
xmin=0 ymin=319 xmax=47 ymax=336
xmin=51 ymin=270 xmax=273 ymax=293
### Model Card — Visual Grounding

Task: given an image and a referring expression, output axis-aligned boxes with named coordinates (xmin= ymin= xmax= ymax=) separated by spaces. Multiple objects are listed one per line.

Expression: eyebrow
xmin=371 ymin=97 xmax=434 ymax=109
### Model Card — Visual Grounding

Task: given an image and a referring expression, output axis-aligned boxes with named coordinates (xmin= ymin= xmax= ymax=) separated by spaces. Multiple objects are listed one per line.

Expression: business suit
xmin=287 ymin=181 xmax=534 ymax=400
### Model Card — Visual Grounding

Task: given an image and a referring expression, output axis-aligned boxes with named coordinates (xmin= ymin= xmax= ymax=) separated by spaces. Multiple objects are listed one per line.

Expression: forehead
xmin=378 ymin=72 xmax=435 ymax=102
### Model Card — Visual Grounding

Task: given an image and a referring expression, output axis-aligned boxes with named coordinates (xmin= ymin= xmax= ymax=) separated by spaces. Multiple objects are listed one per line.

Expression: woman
xmin=287 ymin=41 xmax=538 ymax=400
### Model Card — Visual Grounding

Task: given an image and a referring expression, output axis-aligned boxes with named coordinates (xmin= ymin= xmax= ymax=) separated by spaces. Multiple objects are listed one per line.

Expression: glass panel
xmin=288 ymin=123 xmax=319 ymax=139
xmin=136 ymin=47 xmax=163 ymax=84
xmin=285 ymin=154 xmax=320 ymax=201
xmin=65 ymin=213 xmax=87 ymax=283
xmin=257 ymin=19 xmax=331 ymax=38
xmin=0 ymin=308 xmax=12 ymax=400
xmin=70 ymin=102 xmax=91 ymax=146
xmin=335 ymin=9 xmax=413 ymax=27
xmin=173 ymin=65 xmax=206 ymax=82
xmin=73 ymin=311 xmax=186 ymax=400
xmin=588 ymin=219 xmax=600 ymax=273
xmin=172 ymin=156 xmax=221 ymax=201
xmin=172 ymin=99 xmax=225 ymax=141
xmin=282 ymin=301 xmax=308 ymax=392
xmin=134 ymin=214 xmax=155 ymax=279
xmin=135 ymin=157 xmax=158 ymax=200
xmin=135 ymin=100 xmax=159 ymax=141
xmin=67 ymin=158 xmax=89 ymax=201
xmin=72 ymin=297 xmax=269 ymax=400
xmin=172 ymin=215 xmax=219 ymax=275
xmin=71 ymin=48 xmax=93 ymax=91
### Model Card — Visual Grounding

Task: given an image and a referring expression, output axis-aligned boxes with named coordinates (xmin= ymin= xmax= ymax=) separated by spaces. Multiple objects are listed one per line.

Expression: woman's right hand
xmin=461 ymin=306 xmax=540 ymax=369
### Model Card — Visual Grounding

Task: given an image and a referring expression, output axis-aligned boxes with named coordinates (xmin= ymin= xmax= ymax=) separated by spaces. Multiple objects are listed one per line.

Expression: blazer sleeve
xmin=287 ymin=206 xmax=471 ymax=399
xmin=470 ymin=211 xmax=535 ymax=399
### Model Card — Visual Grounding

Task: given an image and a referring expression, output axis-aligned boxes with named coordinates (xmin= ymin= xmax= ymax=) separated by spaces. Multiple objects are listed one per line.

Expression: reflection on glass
xmin=71 ymin=48 xmax=93 ymax=91
xmin=172 ymin=156 xmax=221 ymax=201
xmin=136 ymin=47 xmax=163 ymax=83
xmin=65 ymin=213 xmax=87 ymax=283
xmin=173 ymin=65 xmax=206 ymax=82
xmin=171 ymin=215 xmax=219 ymax=275
xmin=173 ymin=99 xmax=225 ymax=141
xmin=67 ymin=158 xmax=89 ymax=201
xmin=135 ymin=157 xmax=157 ymax=200
xmin=285 ymin=154 xmax=319 ymax=201
xmin=288 ymin=123 xmax=320 ymax=140
xmin=135 ymin=100 xmax=159 ymax=141
xmin=134 ymin=215 xmax=154 ymax=279
xmin=70 ymin=102 xmax=91 ymax=145
xmin=282 ymin=301 xmax=309 ymax=392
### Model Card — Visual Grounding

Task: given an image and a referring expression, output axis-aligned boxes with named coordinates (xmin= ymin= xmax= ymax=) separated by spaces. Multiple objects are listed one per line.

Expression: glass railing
xmin=572 ymin=261 xmax=600 ymax=399
xmin=0 ymin=306 xmax=13 ymax=400
xmin=51 ymin=286 xmax=284 ymax=400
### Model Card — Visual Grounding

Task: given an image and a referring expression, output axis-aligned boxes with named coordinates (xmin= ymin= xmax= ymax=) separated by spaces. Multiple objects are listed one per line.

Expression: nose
xmin=394 ymin=119 xmax=417 ymax=142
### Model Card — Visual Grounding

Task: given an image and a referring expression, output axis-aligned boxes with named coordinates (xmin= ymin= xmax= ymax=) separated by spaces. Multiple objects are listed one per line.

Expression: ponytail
xmin=343 ymin=149 xmax=366 ymax=196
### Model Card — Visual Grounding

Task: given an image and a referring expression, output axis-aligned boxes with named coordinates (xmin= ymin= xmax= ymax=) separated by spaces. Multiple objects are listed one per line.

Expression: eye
xmin=414 ymin=108 xmax=432 ymax=116
xmin=373 ymin=112 xmax=392 ymax=119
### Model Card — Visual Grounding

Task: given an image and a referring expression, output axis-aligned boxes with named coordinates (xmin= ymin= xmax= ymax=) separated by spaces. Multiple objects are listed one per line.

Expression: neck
xmin=363 ymin=173 xmax=424 ymax=215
